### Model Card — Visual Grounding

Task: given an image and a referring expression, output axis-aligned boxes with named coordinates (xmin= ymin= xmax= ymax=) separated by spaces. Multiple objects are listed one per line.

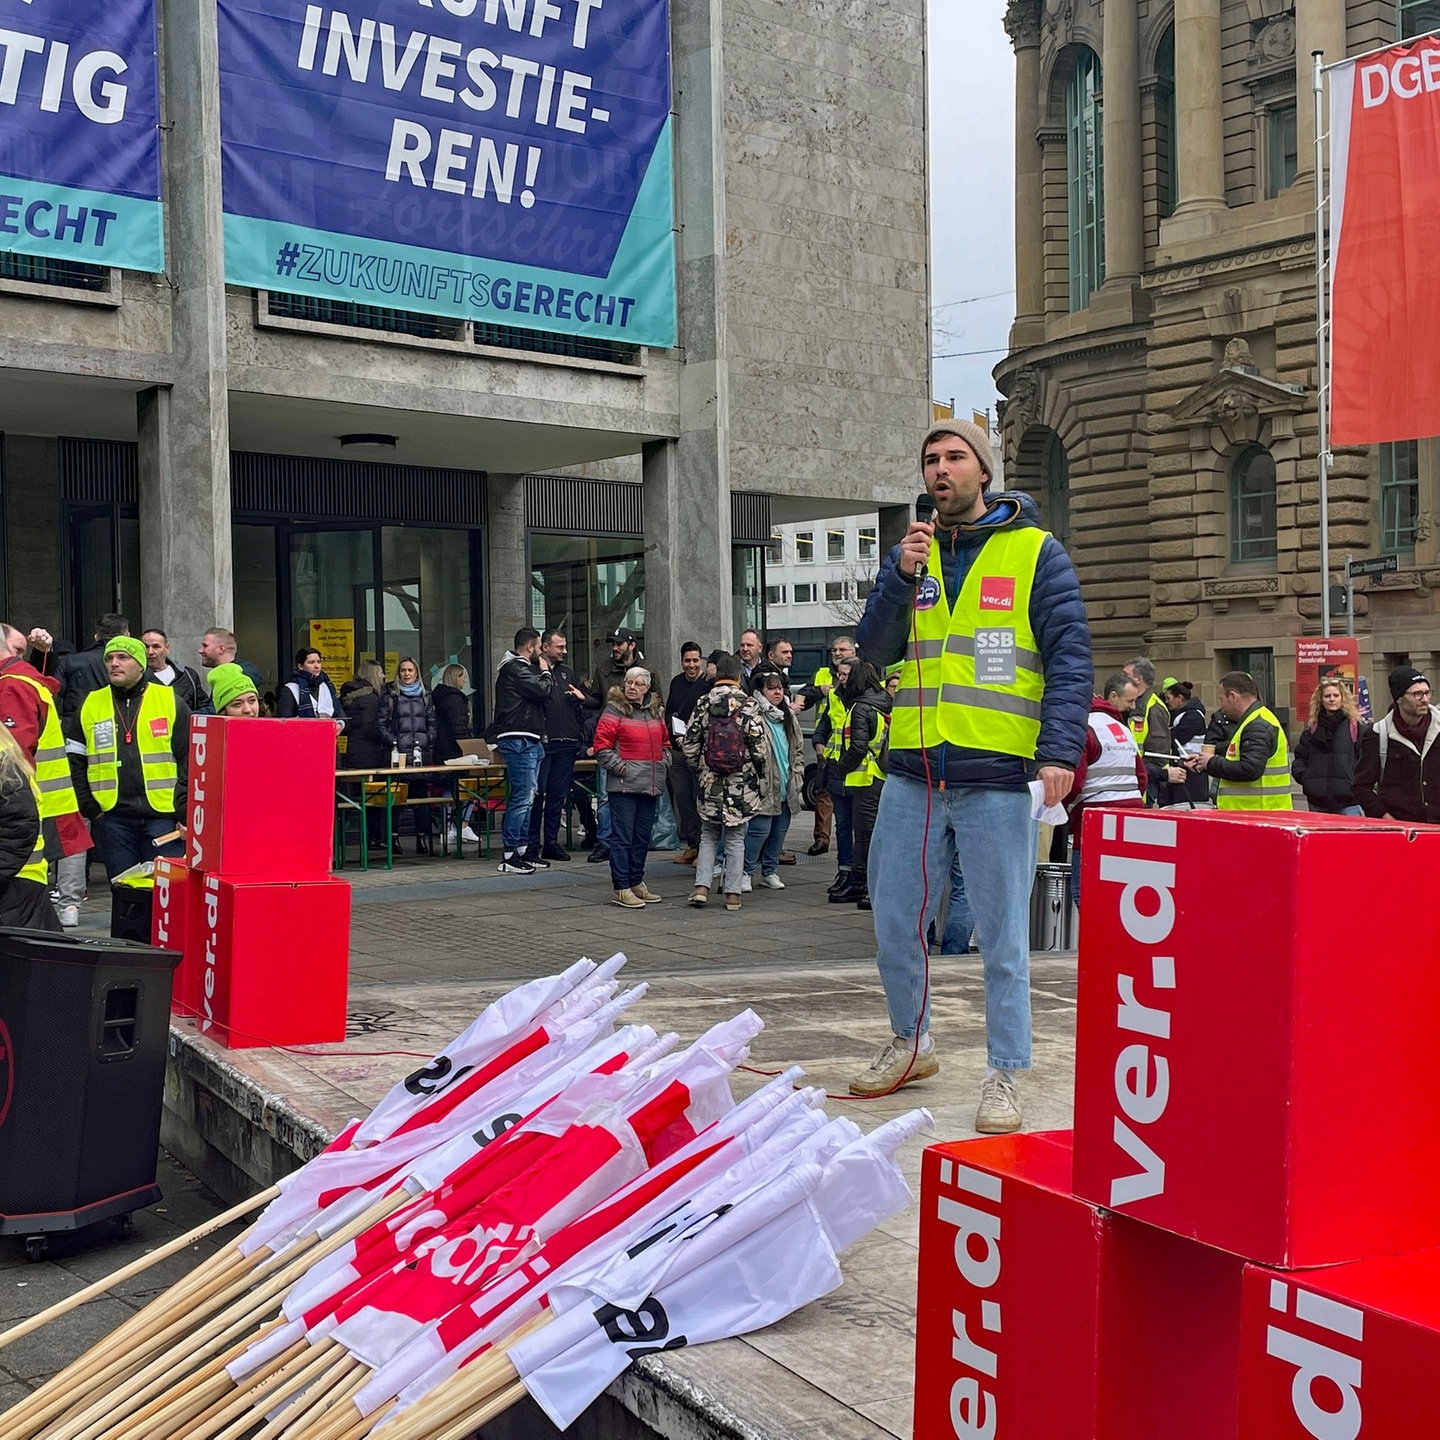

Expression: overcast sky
xmin=927 ymin=1 xmax=1017 ymax=423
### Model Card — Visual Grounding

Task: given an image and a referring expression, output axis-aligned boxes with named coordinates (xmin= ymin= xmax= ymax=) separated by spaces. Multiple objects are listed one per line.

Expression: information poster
xmin=217 ymin=0 xmax=676 ymax=345
xmin=0 ymin=0 xmax=164 ymax=270
xmin=310 ymin=617 xmax=355 ymax=678
xmin=1295 ymin=637 xmax=1360 ymax=725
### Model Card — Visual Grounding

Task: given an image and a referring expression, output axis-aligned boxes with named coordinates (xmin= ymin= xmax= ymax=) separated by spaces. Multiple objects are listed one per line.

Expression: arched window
xmin=1156 ymin=26 xmax=1177 ymax=218
xmin=1043 ymin=432 xmax=1071 ymax=550
xmin=1231 ymin=446 xmax=1277 ymax=562
xmin=1067 ymin=49 xmax=1105 ymax=310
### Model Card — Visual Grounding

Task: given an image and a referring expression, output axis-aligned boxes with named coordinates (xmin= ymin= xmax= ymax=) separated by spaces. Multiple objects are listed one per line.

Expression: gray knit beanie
xmin=920 ymin=417 xmax=994 ymax=481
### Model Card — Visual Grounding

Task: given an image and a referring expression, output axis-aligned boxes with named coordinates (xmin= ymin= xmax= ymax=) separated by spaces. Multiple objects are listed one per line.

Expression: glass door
xmin=66 ymin=502 xmax=141 ymax=640
xmin=287 ymin=527 xmax=378 ymax=683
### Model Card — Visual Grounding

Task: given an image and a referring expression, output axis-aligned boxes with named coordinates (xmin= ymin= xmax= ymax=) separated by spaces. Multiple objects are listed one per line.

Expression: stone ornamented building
xmin=997 ymin=0 xmax=1440 ymax=721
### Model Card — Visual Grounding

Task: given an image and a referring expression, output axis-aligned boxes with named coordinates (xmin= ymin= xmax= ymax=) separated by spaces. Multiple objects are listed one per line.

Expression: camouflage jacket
xmin=680 ymin=682 xmax=768 ymax=826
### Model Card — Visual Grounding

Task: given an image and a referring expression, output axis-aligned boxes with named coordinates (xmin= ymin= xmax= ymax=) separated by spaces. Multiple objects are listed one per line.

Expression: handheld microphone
xmin=914 ymin=493 xmax=935 ymax=582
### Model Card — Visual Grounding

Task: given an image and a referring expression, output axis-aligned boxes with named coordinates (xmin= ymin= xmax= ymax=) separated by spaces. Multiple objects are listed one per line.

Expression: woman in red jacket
xmin=593 ymin=667 xmax=670 ymax=908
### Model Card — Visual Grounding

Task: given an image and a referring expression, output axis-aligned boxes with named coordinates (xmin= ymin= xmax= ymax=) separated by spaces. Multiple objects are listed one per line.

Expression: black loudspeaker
xmin=0 ymin=928 xmax=180 ymax=1234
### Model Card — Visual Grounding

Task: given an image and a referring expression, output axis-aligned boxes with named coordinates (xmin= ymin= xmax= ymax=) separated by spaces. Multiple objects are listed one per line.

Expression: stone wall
xmin=719 ymin=0 xmax=929 ymax=510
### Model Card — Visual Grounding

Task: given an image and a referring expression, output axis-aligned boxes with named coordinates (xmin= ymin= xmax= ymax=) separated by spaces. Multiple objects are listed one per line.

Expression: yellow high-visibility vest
xmin=18 ymin=773 xmax=45 ymax=884
xmin=842 ymin=705 xmax=887 ymax=787
xmin=889 ymin=527 xmax=1048 ymax=758
xmin=1129 ymin=689 xmax=1166 ymax=747
xmin=1216 ymin=705 xmax=1291 ymax=811
xmin=0 ymin=671 xmax=80 ymax=819
xmin=80 ymin=683 xmax=180 ymax=814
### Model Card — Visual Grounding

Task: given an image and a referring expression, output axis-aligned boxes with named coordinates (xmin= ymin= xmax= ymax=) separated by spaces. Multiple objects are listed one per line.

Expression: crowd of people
xmin=4 ymin=417 xmax=1439 ymax=1146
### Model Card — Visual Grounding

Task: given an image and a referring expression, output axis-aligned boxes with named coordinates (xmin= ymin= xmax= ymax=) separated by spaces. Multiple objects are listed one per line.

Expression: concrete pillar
xmin=653 ymin=0 xmax=733 ymax=672
xmin=1101 ymin=0 xmax=1143 ymax=283
xmin=484 ymin=473 xmax=529 ymax=713
xmin=140 ymin=0 xmax=232 ymax=661
xmin=1005 ymin=1 xmax=1045 ymax=334
xmin=1295 ymin=0 xmax=1347 ymax=186
xmin=642 ymin=438 xmax=731 ymax=679
xmin=1172 ymin=0 xmax=1225 ymax=214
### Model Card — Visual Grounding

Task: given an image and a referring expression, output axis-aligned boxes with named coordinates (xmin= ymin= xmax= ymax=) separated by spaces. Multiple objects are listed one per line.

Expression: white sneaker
xmin=758 ymin=873 xmax=785 ymax=889
xmin=451 ymin=824 xmax=481 ymax=843
xmin=57 ymin=904 xmax=79 ymax=928
xmin=848 ymin=1035 xmax=938 ymax=1097
xmin=740 ymin=873 xmax=752 ymax=893
xmin=975 ymin=1072 xmax=1023 ymax=1135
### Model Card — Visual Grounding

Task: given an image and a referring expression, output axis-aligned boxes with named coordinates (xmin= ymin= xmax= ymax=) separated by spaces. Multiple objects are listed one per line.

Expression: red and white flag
xmin=1329 ymin=34 xmax=1440 ymax=444
xmin=510 ymin=1162 xmax=839 ymax=1431
xmin=355 ymin=1071 xmax=813 ymax=1417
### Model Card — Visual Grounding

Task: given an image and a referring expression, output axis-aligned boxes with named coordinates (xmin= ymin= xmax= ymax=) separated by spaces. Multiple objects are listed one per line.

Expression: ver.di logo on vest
xmin=978 ymin=577 xmax=1016 ymax=611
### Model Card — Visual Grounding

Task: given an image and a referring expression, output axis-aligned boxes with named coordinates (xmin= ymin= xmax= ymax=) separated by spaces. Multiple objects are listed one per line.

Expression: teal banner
xmin=0 ymin=0 xmax=165 ymax=272
xmin=219 ymin=0 xmax=676 ymax=346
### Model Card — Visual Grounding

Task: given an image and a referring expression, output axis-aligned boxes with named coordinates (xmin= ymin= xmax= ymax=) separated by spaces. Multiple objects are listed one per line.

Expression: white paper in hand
xmin=1028 ymin=779 xmax=1067 ymax=826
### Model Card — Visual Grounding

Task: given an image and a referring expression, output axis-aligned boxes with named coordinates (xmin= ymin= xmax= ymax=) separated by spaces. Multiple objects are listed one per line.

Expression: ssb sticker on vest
xmin=914 ymin=575 xmax=942 ymax=612
xmin=150 ymin=716 xmax=169 ymax=738
xmin=976 ymin=628 xmax=1018 ymax=685
xmin=93 ymin=719 xmax=114 ymax=749
xmin=979 ymin=576 xmax=1017 ymax=611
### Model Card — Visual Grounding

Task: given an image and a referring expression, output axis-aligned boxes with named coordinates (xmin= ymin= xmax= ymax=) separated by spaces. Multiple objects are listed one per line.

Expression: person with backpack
xmin=1292 ymin=677 xmax=1368 ymax=815
xmin=1353 ymin=665 xmax=1440 ymax=823
xmin=680 ymin=653 xmax=767 ymax=911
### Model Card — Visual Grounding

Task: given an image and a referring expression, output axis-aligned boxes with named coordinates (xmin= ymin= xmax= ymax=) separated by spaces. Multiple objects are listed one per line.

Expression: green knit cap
xmin=104 ymin=636 xmax=146 ymax=667
xmin=209 ymin=663 xmax=256 ymax=713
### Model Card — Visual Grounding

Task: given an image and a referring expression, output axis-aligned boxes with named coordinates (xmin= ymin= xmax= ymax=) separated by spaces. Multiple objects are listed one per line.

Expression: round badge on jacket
xmin=914 ymin=576 xmax=941 ymax=612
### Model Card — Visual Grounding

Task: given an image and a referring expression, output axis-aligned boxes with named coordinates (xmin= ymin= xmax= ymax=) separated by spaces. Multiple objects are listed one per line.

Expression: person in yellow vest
xmin=1123 ymin=655 xmax=1172 ymax=805
xmin=792 ymin=634 xmax=856 ymax=855
xmin=847 ymin=418 xmax=1093 ymax=1137
xmin=65 ymin=635 xmax=191 ymax=882
xmin=1184 ymin=670 xmax=1290 ymax=810
xmin=0 ymin=723 xmax=63 ymax=931
xmin=0 ymin=620 xmax=93 ymax=927
xmin=832 ymin=659 xmax=891 ymax=911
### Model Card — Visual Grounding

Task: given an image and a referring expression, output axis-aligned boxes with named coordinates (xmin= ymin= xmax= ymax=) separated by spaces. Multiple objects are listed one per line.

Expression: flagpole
xmin=1314 ymin=48 xmax=1332 ymax=639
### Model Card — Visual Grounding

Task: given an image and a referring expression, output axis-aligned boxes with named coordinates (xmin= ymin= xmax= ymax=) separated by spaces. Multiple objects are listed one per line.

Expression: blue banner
xmin=0 ymin=0 xmax=164 ymax=272
xmin=218 ymin=0 xmax=676 ymax=346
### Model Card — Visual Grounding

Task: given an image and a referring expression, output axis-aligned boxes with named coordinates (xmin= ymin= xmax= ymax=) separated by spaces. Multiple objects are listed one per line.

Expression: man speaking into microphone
xmin=849 ymin=417 xmax=1091 ymax=1136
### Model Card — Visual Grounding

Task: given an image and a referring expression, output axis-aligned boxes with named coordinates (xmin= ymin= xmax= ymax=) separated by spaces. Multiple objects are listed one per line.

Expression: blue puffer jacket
xmin=856 ymin=491 xmax=1092 ymax=790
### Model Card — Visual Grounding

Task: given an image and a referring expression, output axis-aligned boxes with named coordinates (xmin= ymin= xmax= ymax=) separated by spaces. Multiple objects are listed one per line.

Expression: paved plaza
xmin=3 ymin=843 xmax=1080 ymax=1438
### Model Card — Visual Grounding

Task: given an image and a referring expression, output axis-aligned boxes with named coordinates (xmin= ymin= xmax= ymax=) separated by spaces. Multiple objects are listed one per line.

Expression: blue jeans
xmin=498 ymin=737 xmax=543 ymax=855
xmin=928 ymin=853 xmax=973 ymax=954
xmin=594 ymin=764 xmax=611 ymax=845
xmin=607 ymin=791 xmax=657 ymax=889
xmin=92 ymin=811 xmax=184 ymax=883
xmin=744 ymin=805 xmax=792 ymax=877
xmin=869 ymin=773 xmax=1038 ymax=1071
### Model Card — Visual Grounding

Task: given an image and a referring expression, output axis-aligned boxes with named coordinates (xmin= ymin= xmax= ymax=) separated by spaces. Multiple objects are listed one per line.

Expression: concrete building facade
xmin=0 ymin=0 xmax=931 ymax=708
xmin=998 ymin=0 xmax=1440 ymax=723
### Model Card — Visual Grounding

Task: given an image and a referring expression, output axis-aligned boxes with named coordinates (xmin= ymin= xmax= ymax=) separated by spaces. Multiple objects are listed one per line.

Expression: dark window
xmin=1379 ymin=440 xmax=1420 ymax=554
xmin=1156 ymin=27 xmax=1177 ymax=218
xmin=1400 ymin=0 xmax=1440 ymax=39
xmin=1043 ymin=433 xmax=1071 ymax=550
xmin=0 ymin=254 xmax=108 ymax=290
xmin=267 ymin=292 xmax=462 ymax=339
xmin=1231 ymin=445 xmax=1278 ymax=562
xmin=1067 ymin=49 xmax=1105 ymax=310
xmin=1266 ymin=105 xmax=1298 ymax=199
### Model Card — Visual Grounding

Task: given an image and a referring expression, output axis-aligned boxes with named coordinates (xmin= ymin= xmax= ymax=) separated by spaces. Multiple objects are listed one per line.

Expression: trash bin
xmin=1029 ymin=864 xmax=1070 ymax=952
xmin=110 ymin=878 xmax=155 ymax=943
xmin=0 ymin=928 xmax=180 ymax=1243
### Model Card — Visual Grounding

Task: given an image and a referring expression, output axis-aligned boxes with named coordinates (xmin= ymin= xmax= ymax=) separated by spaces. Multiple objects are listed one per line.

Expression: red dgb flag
xmin=1329 ymin=34 xmax=1440 ymax=445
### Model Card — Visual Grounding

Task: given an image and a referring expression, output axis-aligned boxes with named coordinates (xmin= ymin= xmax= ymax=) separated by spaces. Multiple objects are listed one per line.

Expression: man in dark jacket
xmin=492 ymin=627 xmax=553 ymax=874
xmin=528 ymin=628 xmax=594 ymax=862
xmin=1184 ymin=671 xmax=1288 ymax=811
xmin=64 ymin=636 xmax=189 ymax=882
xmin=143 ymin=628 xmax=210 ymax=712
xmin=664 ymin=641 xmax=711 ymax=864
xmin=1353 ymin=665 xmax=1440 ymax=822
xmin=59 ymin=613 xmax=129 ymax=721
xmin=848 ymin=418 xmax=1092 ymax=1138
